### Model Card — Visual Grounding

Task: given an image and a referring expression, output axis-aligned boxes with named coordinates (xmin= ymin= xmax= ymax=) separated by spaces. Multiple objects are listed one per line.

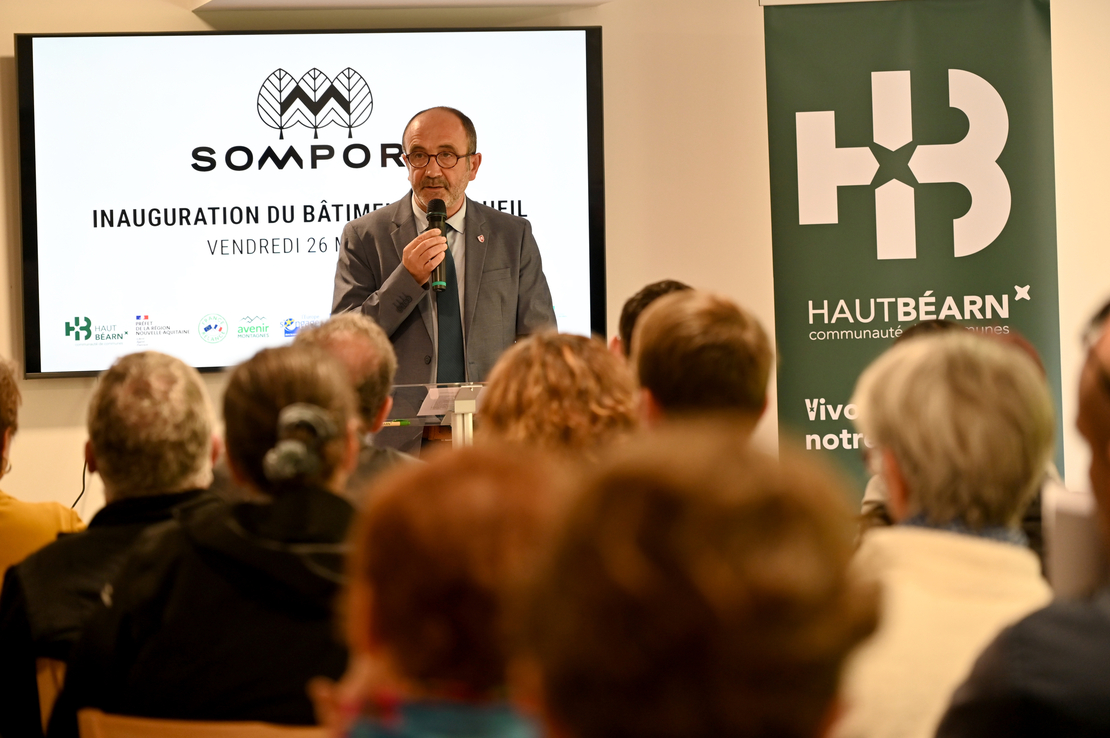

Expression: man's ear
xmin=608 ymin=336 xmax=624 ymax=358
xmin=0 ymin=427 xmax=12 ymax=465
xmin=467 ymin=152 xmax=482 ymax=180
xmin=882 ymin=448 xmax=911 ymax=522
xmin=640 ymin=388 xmax=665 ymax=427
xmin=343 ymin=418 xmax=361 ymax=473
xmin=369 ymin=396 xmax=394 ymax=434
xmin=209 ymin=434 xmax=222 ymax=468
xmin=84 ymin=439 xmax=98 ymax=475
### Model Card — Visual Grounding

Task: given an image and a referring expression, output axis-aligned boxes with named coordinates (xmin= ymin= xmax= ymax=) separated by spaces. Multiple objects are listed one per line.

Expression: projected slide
xmin=22 ymin=30 xmax=599 ymax=375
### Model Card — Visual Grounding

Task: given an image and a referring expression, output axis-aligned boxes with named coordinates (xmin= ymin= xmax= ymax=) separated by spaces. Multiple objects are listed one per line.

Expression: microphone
xmin=427 ymin=198 xmax=448 ymax=293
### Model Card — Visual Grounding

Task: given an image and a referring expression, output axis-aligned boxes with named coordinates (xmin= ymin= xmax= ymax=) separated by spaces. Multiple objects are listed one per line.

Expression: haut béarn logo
xmin=65 ymin=317 xmax=126 ymax=342
xmin=796 ymin=69 xmax=1010 ymax=261
xmin=65 ymin=317 xmax=91 ymax=341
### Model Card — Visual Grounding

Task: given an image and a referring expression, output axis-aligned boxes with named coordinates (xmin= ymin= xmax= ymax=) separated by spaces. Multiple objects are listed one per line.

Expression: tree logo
xmin=64 ymin=316 xmax=92 ymax=341
xmin=796 ymin=69 xmax=1010 ymax=260
xmin=257 ymin=68 xmax=373 ymax=140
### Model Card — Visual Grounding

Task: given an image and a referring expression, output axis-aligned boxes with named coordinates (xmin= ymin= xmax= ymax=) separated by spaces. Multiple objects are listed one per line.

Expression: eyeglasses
xmin=404 ymin=151 xmax=474 ymax=169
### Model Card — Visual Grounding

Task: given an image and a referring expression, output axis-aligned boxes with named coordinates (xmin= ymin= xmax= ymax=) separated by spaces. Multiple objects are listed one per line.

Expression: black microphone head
xmin=428 ymin=199 xmax=447 ymax=218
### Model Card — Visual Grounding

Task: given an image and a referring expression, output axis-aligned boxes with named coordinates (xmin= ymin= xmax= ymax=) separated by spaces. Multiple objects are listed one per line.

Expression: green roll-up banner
xmin=765 ymin=0 xmax=1061 ymax=491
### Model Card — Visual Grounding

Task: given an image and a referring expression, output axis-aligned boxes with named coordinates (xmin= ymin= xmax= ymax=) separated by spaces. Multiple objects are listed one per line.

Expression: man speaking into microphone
xmin=331 ymin=106 xmax=556 ymax=392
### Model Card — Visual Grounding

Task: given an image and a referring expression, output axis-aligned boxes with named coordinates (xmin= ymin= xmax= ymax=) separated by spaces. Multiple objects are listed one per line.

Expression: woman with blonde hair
xmin=480 ymin=332 xmax=638 ymax=459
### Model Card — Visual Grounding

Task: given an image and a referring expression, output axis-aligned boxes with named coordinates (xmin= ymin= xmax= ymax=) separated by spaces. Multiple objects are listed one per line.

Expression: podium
xmin=383 ymin=383 xmax=486 ymax=448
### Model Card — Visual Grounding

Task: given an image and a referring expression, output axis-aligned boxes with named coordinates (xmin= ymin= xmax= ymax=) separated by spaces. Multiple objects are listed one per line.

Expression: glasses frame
xmin=403 ymin=151 xmax=476 ymax=169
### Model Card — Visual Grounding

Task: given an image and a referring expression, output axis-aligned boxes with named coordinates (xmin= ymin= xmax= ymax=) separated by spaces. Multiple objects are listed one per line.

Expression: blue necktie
xmin=437 ymin=241 xmax=465 ymax=383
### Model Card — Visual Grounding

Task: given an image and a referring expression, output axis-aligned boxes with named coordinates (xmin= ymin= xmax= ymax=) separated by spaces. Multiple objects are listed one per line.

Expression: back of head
xmin=633 ymin=291 xmax=772 ymax=415
xmin=481 ymin=332 xmax=638 ymax=457
xmin=852 ymin=331 xmax=1054 ymax=529
xmin=295 ymin=313 xmax=397 ymax=428
xmin=88 ymin=352 xmax=213 ymax=498
xmin=0 ymin=358 xmax=19 ymax=439
xmin=894 ymin=319 xmax=963 ymax=344
xmin=223 ymin=345 xmax=357 ymax=494
xmin=350 ymin=446 xmax=562 ymax=694
xmin=618 ymin=280 xmax=693 ymax=358
xmin=519 ymin=421 xmax=879 ymax=738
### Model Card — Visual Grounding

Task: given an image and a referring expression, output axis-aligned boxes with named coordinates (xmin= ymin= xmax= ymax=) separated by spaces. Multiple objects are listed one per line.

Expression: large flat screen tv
xmin=17 ymin=28 xmax=604 ymax=377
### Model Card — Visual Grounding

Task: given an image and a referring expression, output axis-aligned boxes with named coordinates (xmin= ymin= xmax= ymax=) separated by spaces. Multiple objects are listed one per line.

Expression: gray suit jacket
xmin=332 ymin=194 xmax=556 ymax=385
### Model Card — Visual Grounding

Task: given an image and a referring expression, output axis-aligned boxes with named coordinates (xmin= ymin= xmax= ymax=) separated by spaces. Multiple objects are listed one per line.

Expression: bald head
xmin=402 ymin=106 xmax=477 ymax=154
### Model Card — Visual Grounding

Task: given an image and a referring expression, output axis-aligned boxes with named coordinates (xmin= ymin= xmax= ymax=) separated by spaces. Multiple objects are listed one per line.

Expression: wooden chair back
xmin=77 ymin=708 xmax=328 ymax=738
xmin=36 ymin=657 xmax=66 ymax=732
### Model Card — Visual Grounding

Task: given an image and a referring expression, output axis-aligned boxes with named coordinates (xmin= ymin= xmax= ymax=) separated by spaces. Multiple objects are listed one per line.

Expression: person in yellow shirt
xmin=0 ymin=358 xmax=83 ymax=579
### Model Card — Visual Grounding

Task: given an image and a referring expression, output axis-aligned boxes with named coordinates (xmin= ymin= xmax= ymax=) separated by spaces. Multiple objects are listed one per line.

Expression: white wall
xmin=1049 ymin=0 xmax=1110 ymax=493
xmin=0 ymin=0 xmax=1104 ymax=519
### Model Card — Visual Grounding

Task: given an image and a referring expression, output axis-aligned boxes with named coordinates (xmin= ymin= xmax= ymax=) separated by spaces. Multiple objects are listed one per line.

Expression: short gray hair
xmin=851 ymin=332 xmax=1054 ymax=529
xmin=296 ymin=313 xmax=397 ymax=427
xmin=88 ymin=352 xmax=214 ymax=498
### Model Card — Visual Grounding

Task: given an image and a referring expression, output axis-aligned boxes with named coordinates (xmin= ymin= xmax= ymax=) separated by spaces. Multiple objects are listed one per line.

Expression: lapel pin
xmin=478 ymin=234 xmax=485 ymax=243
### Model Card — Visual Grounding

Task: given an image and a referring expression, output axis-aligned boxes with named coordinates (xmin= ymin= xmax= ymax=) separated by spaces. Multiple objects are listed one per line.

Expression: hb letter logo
xmin=796 ymin=69 xmax=1010 ymax=260
xmin=65 ymin=317 xmax=92 ymax=341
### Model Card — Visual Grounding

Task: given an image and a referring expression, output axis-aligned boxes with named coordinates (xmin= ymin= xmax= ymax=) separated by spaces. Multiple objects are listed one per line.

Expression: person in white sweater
xmin=833 ymin=332 xmax=1055 ymax=738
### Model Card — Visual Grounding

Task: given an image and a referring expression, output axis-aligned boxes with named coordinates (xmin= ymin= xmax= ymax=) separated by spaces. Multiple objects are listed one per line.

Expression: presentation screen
xmin=17 ymin=28 xmax=604 ymax=377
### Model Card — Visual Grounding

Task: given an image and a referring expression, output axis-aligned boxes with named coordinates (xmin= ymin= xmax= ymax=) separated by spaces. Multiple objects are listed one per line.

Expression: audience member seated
xmin=0 ymin=352 xmax=216 ymax=738
xmin=48 ymin=345 xmax=360 ymax=737
xmin=210 ymin=313 xmax=411 ymax=507
xmin=859 ymin=323 xmax=1055 ymax=569
xmin=0 ymin=357 xmax=83 ymax=580
xmin=515 ymin=420 xmax=879 ymax=738
xmin=833 ymin=332 xmax=1055 ymax=738
xmin=631 ymin=290 xmax=772 ymax=427
xmin=609 ymin=279 xmax=692 ymax=358
xmin=935 ymin=299 xmax=1110 ymax=737
xmin=310 ymin=446 xmax=564 ymax=738
xmin=480 ymin=332 xmax=638 ymax=459
xmin=858 ymin=319 xmax=963 ymax=530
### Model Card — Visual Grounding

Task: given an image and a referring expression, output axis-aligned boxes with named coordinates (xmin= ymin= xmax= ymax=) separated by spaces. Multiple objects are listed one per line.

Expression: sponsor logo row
xmin=62 ymin=314 xmax=323 ymax=346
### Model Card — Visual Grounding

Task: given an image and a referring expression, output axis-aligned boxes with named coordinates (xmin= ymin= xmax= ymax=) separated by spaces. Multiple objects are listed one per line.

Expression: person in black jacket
xmin=0 ymin=351 xmax=217 ymax=738
xmin=47 ymin=345 xmax=361 ymax=737
xmin=934 ymin=300 xmax=1110 ymax=737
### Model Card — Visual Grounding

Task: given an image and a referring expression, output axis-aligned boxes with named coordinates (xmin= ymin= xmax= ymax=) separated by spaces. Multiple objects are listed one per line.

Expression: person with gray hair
xmin=295 ymin=313 xmax=415 ymax=498
xmin=210 ymin=313 xmax=413 ymax=506
xmin=832 ymin=332 xmax=1054 ymax=738
xmin=0 ymin=352 xmax=216 ymax=738
xmin=47 ymin=345 xmax=358 ymax=737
